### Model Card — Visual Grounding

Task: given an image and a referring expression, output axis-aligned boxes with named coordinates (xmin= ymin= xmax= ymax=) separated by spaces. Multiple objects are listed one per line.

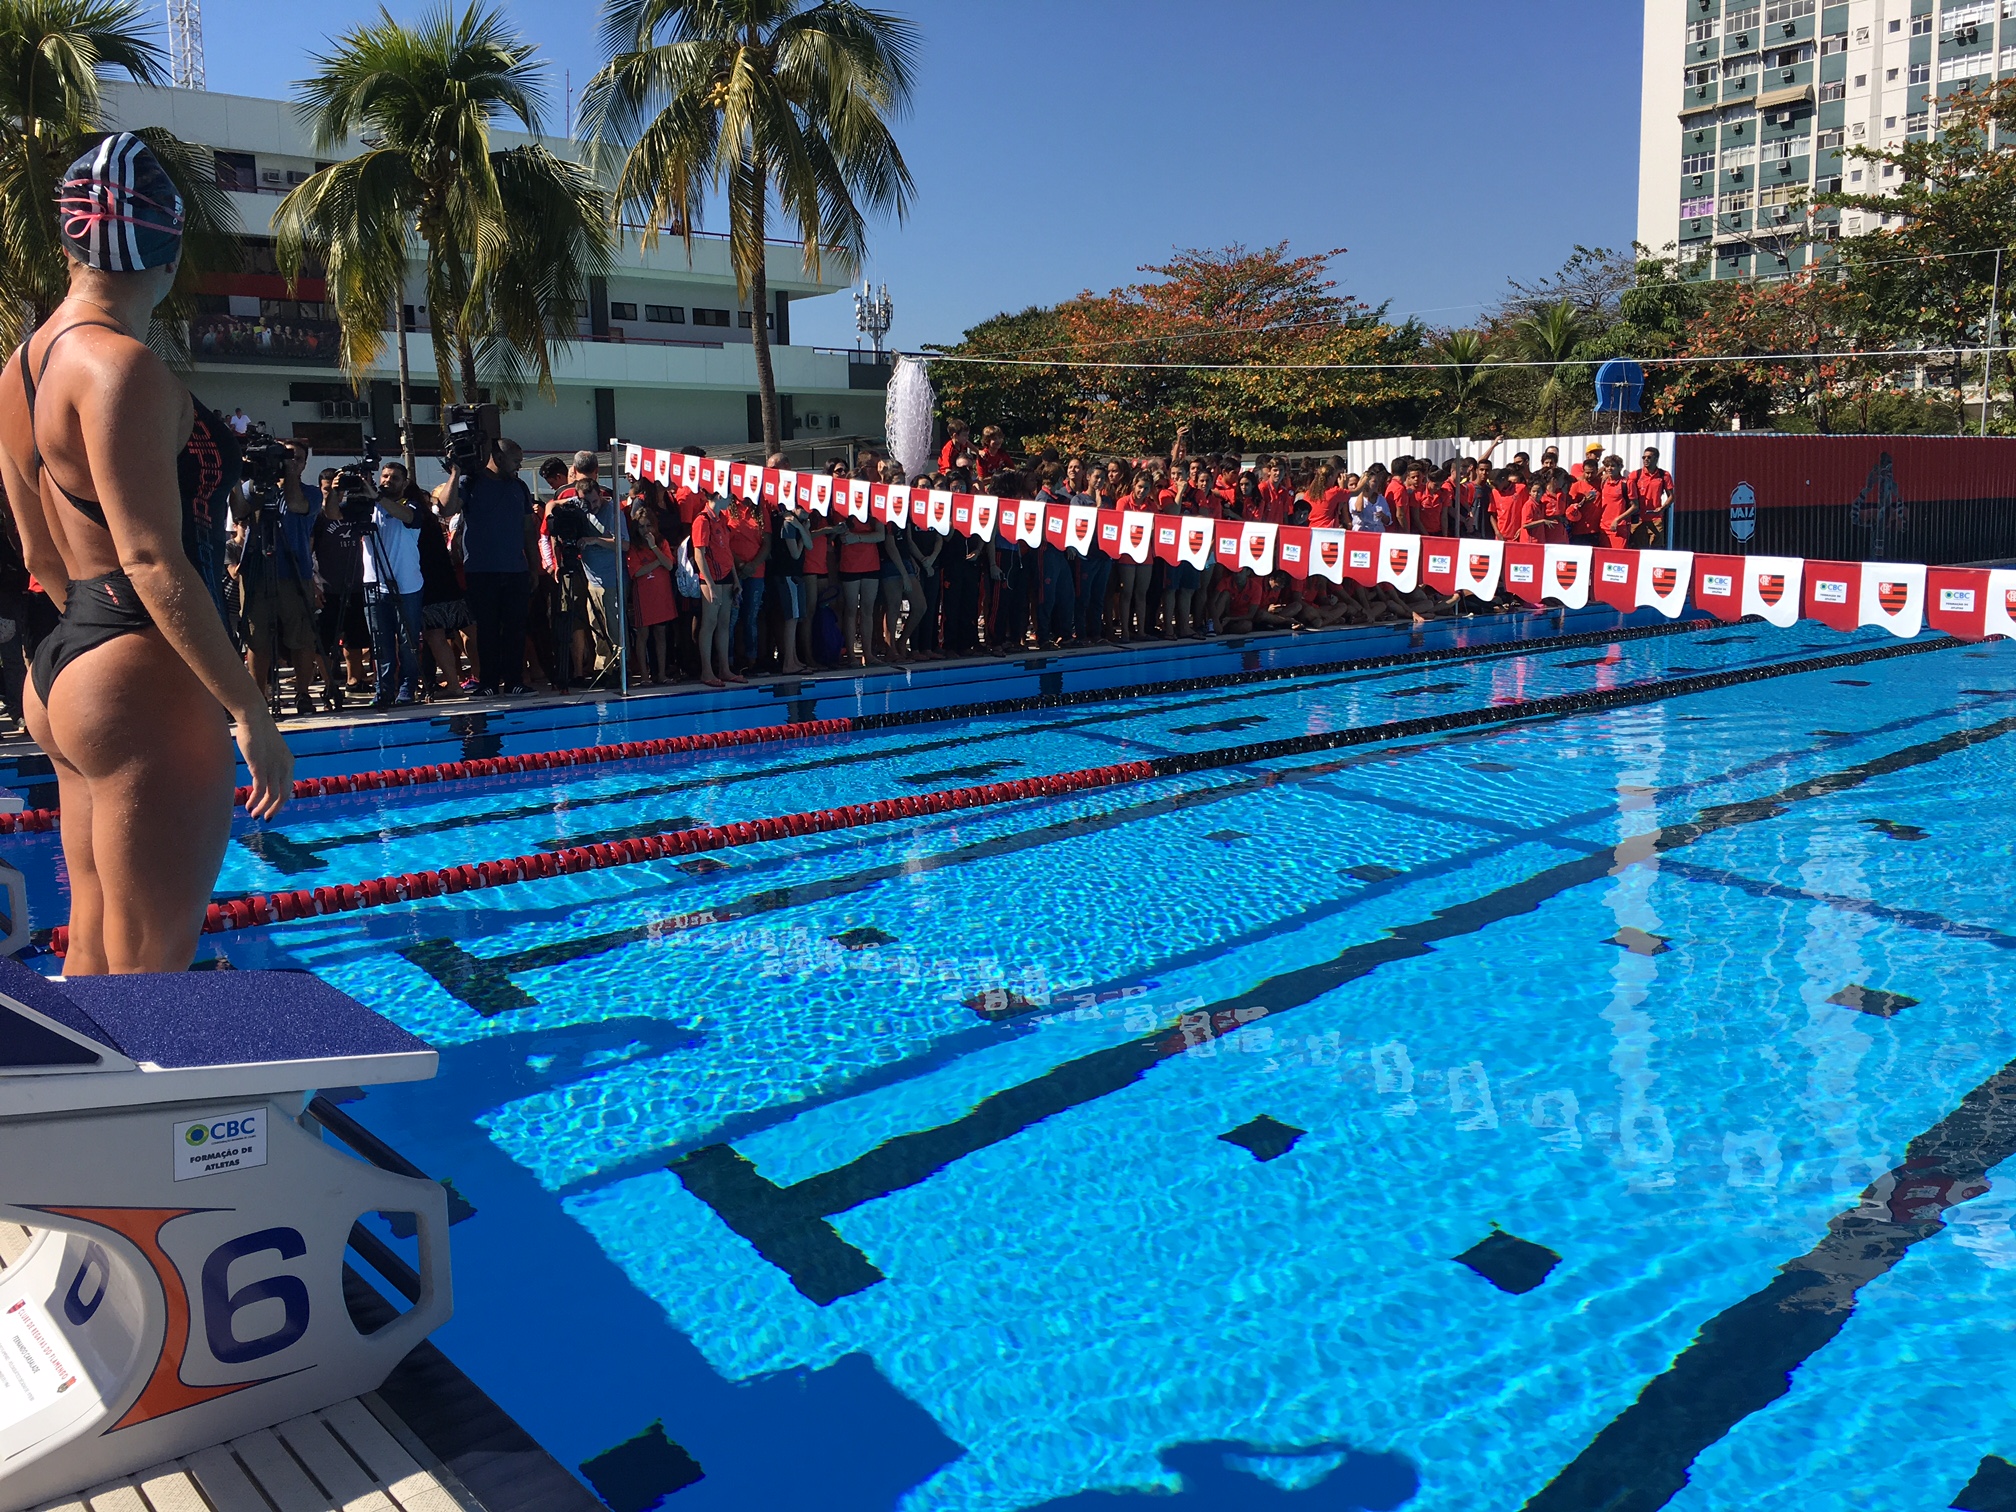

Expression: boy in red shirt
xmin=1398 ymin=462 xmax=1451 ymax=535
xmin=1629 ymin=447 xmax=1673 ymax=546
xmin=688 ymin=492 xmax=740 ymax=687
xmin=1212 ymin=566 xmax=1269 ymax=633
xmin=1597 ymin=455 xmax=1637 ymax=548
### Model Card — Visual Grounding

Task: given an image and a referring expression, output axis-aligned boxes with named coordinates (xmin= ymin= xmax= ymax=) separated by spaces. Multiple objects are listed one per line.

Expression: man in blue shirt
xmin=230 ymin=439 xmax=321 ymax=715
xmin=441 ymin=437 xmax=537 ymax=694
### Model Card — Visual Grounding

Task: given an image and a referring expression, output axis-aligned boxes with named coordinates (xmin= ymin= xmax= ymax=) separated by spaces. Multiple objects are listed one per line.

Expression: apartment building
xmin=100 ymin=81 xmax=891 ymax=461
xmin=1638 ymin=0 xmax=2005 ymax=279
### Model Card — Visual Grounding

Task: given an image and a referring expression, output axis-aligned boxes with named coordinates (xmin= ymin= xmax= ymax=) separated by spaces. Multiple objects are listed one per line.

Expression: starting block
xmin=0 ymin=959 xmax=450 ymax=1512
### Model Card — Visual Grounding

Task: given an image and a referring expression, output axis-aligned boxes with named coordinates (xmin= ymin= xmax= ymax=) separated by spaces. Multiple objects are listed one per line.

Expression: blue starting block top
xmin=0 ymin=957 xmax=435 ymax=1116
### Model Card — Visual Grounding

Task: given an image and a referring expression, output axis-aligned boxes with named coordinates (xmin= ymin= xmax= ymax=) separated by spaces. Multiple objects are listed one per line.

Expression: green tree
xmin=1425 ymin=328 xmax=1501 ymax=438
xmin=0 ymin=0 xmax=235 ymax=354
xmin=1821 ymin=78 xmax=2016 ymax=427
xmin=1513 ymin=299 xmax=1587 ymax=434
xmin=582 ymin=0 xmax=918 ymax=454
xmin=274 ymin=3 xmax=611 ymax=470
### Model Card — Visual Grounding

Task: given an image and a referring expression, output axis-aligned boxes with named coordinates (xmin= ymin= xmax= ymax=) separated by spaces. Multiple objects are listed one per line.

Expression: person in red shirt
xmin=1523 ymin=472 xmax=1571 ymax=545
xmin=1304 ymin=463 xmax=1349 ymax=529
xmin=1398 ymin=463 xmax=1451 ymax=535
xmin=1230 ymin=469 xmax=1264 ymax=522
xmin=1629 ymin=447 xmax=1673 ymax=547
xmin=1212 ymin=566 xmax=1269 ymax=633
xmin=1490 ymin=469 xmax=1532 ymax=543
xmin=725 ymin=494 xmax=769 ymax=674
xmin=974 ymin=426 xmax=1011 ymax=483
xmin=625 ymin=499 xmax=678 ymax=684
xmin=1114 ymin=467 xmax=1157 ymax=640
xmin=688 ymin=491 xmax=739 ymax=687
xmin=1297 ymin=574 xmax=1349 ymax=628
xmin=1596 ymin=455 xmax=1637 ymax=548
xmin=1258 ymin=459 xmax=1294 ymax=524
xmin=835 ymin=510 xmax=884 ymax=667
xmin=1569 ymin=443 xmax=1603 ymax=483
xmin=1564 ymin=466 xmax=1600 ymax=546
xmin=938 ymin=419 xmax=972 ymax=473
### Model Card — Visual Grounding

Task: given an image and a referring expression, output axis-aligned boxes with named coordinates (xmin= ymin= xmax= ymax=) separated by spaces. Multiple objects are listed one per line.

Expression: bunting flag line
xmin=617 ymin=448 xmax=2016 ymax=643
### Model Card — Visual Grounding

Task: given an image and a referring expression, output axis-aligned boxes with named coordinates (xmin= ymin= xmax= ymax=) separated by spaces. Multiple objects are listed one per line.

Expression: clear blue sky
xmin=196 ymin=0 xmax=1644 ymax=350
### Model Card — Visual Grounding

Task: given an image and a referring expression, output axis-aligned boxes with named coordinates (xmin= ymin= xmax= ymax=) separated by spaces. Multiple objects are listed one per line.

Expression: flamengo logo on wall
xmin=1730 ymin=482 xmax=1757 ymax=543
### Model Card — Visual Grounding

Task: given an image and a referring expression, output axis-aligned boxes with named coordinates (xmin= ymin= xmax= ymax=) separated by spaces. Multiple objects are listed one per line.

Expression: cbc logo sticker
xmin=173 ymin=1109 xmax=268 ymax=1181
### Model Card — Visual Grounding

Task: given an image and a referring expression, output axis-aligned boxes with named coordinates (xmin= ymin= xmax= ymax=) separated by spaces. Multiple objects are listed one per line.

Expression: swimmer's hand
xmin=234 ymin=709 xmax=296 ymax=819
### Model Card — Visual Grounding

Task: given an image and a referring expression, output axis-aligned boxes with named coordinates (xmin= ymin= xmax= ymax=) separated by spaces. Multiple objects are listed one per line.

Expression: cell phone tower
xmin=167 ymin=0 xmax=205 ymax=90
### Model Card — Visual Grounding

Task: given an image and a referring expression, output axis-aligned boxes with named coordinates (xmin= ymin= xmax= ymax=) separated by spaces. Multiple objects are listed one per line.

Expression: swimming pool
xmin=26 ymin=620 xmax=2016 ymax=1510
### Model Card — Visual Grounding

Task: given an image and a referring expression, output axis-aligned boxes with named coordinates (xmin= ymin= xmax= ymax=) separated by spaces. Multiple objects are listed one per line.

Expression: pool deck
xmin=0 ymin=602 xmax=1697 ymax=807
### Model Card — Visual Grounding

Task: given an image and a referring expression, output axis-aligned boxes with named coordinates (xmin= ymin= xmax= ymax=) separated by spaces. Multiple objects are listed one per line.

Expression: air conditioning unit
xmin=1782 ymin=21 xmax=1796 ymax=35
xmin=260 ymin=170 xmax=284 ymax=184
xmin=286 ymin=170 xmax=310 ymax=185
xmin=1782 ymin=67 xmax=1797 ymax=80
xmin=1779 ymin=160 xmax=1793 ymax=172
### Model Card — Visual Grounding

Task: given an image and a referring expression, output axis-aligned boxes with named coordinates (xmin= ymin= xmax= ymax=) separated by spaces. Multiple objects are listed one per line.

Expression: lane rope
xmin=45 ymin=631 xmax=1952 ymax=955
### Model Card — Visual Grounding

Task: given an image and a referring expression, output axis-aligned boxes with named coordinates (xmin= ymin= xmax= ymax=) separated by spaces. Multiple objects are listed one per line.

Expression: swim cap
xmin=56 ymin=132 xmax=185 ymax=273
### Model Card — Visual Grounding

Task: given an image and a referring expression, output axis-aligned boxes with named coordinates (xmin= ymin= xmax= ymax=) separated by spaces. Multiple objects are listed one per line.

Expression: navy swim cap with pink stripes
xmin=57 ymin=132 xmax=185 ymax=273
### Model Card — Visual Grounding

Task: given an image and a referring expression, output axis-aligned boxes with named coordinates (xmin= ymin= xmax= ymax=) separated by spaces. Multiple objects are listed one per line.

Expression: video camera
xmin=241 ymin=423 xmax=294 ymax=491
xmin=442 ymin=403 xmax=501 ymax=471
xmin=330 ymin=464 xmax=379 ymax=528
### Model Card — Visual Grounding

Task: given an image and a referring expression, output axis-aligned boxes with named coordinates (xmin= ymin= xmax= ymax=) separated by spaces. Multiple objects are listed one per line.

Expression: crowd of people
xmin=0 ymin=420 xmax=1680 ymax=723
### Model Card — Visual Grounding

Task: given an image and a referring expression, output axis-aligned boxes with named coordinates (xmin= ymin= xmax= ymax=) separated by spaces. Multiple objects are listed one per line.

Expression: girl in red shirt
xmin=835 ymin=513 xmax=884 ymax=667
xmin=625 ymin=501 xmax=678 ymax=684
xmin=689 ymin=494 xmax=739 ymax=687
xmin=1489 ymin=470 xmax=1532 ymax=543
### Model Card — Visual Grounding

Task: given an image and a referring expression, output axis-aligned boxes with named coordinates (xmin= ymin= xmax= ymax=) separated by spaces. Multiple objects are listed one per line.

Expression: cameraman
xmin=313 ymin=466 xmax=370 ymax=705
xmin=346 ymin=461 xmax=425 ymax=707
xmin=230 ymin=437 xmax=321 ymax=716
xmin=438 ymin=435 xmax=536 ymax=695
xmin=548 ymin=452 xmax=618 ymax=686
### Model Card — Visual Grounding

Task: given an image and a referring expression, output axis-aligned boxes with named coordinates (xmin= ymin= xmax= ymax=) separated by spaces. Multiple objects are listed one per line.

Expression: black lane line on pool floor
xmin=229 ymin=618 xmax=1732 ymax=874
xmin=666 ymin=708 xmax=2016 ymax=1308
xmin=1523 ymin=1058 xmax=2016 ymax=1512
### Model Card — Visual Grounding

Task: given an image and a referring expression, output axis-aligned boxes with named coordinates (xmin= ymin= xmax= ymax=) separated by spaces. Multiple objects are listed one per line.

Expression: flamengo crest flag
xmin=885 ymin=485 xmax=911 ymax=527
xmin=1306 ymin=529 xmax=1348 ymax=583
xmin=1119 ymin=511 xmax=1155 ymax=563
xmin=970 ymin=495 xmax=999 ymax=541
xmin=1067 ymin=504 xmax=1100 ymax=554
xmin=1635 ymin=550 xmax=1693 ymax=618
xmin=927 ymin=489 xmax=953 ymax=534
xmin=1856 ymin=560 xmax=1926 ymax=639
xmin=846 ymin=479 xmax=872 ymax=520
xmin=1740 ymin=554 xmax=1805 ymax=629
xmin=1377 ymin=532 xmax=1422 ymax=593
xmin=1177 ymin=517 xmax=1214 ymax=567
xmin=1542 ymin=544 xmax=1593 ymax=611
xmin=1240 ymin=521 xmax=1278 ymax=576
xmin=1458 ymin=539 xmax=1503 ymax=599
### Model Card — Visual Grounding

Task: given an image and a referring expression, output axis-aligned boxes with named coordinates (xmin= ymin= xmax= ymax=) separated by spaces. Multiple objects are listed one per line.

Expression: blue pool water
xmin=26 ymin=620 xmax=2016 ymax=1510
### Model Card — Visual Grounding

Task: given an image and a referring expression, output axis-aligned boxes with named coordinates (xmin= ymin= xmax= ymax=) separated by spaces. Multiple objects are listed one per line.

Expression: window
xmin=1885 ymin=114 xmax=1898 ymax=127
xmin=1942 ymin=0 xmax=1993 ymax=28
xmin=1682 ymin=150 xmax=1715 ymax=173
xmin=692 ymin=308 xmax=731 ymax=327
xmin=1764 ymin=0 xmax=1814 ymax=19
xmin=1908 ymin=60 xmax=1931 ymax=82
xmin=644 ymin=305 xmax=684 ymax=324
xmin=1942 ymin=53 xmax=1988 ymax=79
xmin=1766 ymin=43 xmax=1814 ymax=65
xmin=213 ymin=150 xmax=257 ymax=191
xmin=1851 ymin=167 xmax=1865 ymax=181
xmin=1688 ymin=16 xmax=1719 ymax=41
xmin=1763 ymin=137 xmax=1798 ymax=160
xmin=1726 ymin=6 xmax=1762 ymax=33
xmin=1819 ymin=34 xmax=1847 ymax=55
xmin=1854 ymin=73 xmax=1868 ymax=87
xmin=1884 ymin=163 xmax=1897 ymax=176
xmin=1820 ymin=79 xmax=1847 ymax=98
xmin=1817 ymin=127 xmax=1845 ymax=148
xmin=1686 ymin=63 xmax=1718 ymax=86
xmin=1681 ymin=195 xmax=1717 ymax=218
xmin=1856 ymin=25 xmax=1871 ymax=40
xmin=1912 ymin=13 xmax=1933 ymax=33
xmin=1722 ymin=190 xmax=1754 ymax=213
xmin=1724 ymin=57 xmax=1755 ymax=78
xmin=608 ymin=301 xmax=637 ymax=321
xmin=1758 ymin=183 xmax=1796 ymax=206
xmin=2002 ymin=42 xmax=2016 ymax=68
xmin=1722 ymin=142 xmax=1759 ymax=169
xmin=1906 ymin=108 xmax=1930 ymax=131
xmin=1887 ymin=66 xmax=1900 ymax=79
xmin=1889 ymin=17 xmax=1902 ymax=29
xmin=735 ymin=311 xmax=774 ymax=330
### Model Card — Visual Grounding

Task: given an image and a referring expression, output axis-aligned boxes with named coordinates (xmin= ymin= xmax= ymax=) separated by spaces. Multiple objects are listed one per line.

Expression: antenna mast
xmin=167 ymin=0 xmax=205 ymax=90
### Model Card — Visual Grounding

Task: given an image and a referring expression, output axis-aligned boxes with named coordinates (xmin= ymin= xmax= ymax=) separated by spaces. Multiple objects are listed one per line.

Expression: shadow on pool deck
xmin=1027 ymin=1440 xmax=1418 ymax=1509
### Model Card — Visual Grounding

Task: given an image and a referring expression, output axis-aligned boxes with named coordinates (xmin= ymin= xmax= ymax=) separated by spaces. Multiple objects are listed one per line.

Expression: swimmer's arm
xmin=80 ymin=346 xmax=269 ymax=727
xmin=0 ymin=367 xmax=67 ymax=613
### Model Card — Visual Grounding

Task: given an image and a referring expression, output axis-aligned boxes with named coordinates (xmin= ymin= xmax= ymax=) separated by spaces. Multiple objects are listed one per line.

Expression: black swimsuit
xmin=16 ymin=320 xmax=239 ymax=702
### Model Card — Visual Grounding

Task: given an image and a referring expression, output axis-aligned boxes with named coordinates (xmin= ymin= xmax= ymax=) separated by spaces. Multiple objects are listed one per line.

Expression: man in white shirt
xmin=227 ymin=407 xmax=252 ymax=438
xmin=352 ymin=461 xmax=425 ymax=706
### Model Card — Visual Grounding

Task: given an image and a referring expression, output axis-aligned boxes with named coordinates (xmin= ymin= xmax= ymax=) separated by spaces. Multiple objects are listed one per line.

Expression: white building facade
xmin=101 ymin=81 xmax=891 ymax=464
xmin=1638 ymin=0 xmax=2003 ymax=279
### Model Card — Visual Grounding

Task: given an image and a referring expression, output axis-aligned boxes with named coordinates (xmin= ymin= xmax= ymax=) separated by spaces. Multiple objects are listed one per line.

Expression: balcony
xmin=191 ymin=313 xmax=340 ymax=365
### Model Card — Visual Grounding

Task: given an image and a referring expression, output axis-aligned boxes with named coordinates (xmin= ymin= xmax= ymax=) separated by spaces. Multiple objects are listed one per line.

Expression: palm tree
xmin=1431 ymin=329 xmax=1500 ymax=439
xmin=1515 ymin=299 xmax=1587 ymax=435
xmin=0 ymin=0 xmax=234 ymax=353
xmin=274 ymin=3 xmax=611 ymax=472
xmin=582 ymin=0 xmax=918 ymax=453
